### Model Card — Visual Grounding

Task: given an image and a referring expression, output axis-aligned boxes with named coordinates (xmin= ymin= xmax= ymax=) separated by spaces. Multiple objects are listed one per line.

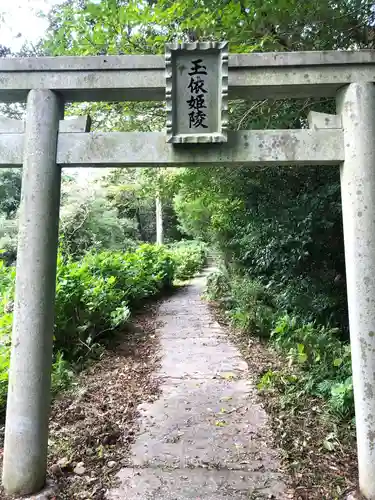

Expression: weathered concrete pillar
xmin=2 ymin=90 xmax=63 ymax=495
xmin=337 ymin=82 xmax=375 ymax=500
xmin=156 ymin=194 xmax=163 ymax=244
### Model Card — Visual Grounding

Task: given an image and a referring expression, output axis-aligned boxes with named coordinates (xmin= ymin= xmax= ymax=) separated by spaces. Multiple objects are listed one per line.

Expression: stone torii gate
xmin=1 ymin=47 xmax=375 ymax=498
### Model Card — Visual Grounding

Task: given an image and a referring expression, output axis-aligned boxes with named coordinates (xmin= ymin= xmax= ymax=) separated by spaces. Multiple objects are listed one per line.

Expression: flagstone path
xmin=107 ymin=271 xmax=287 ymax=499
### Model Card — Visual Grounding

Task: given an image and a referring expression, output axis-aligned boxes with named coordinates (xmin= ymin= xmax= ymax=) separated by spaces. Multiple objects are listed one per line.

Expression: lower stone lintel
xmin=0 ymin=129 xmax=344 ymax=168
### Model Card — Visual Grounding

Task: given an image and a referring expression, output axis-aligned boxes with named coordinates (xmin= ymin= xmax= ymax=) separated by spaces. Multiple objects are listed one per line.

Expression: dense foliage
xmin=0 ymin=242 xmax=206 ymax=415
xmin=266 ymin=314 xmax=353 ymax=419
xmin=0 ymin=167 xmax=182 ymax=264
xmin=206 ymin=266 xmax=354 ymax=419
xmin=54 ymin=244 xmax=175 ymax=358
xmin=169 ymin=240 xmax=207 ymax=281
xmin=0 ymin=170 xmax=21 ymax=264
xmin=176 ymin=166 xmax=348 ymax=331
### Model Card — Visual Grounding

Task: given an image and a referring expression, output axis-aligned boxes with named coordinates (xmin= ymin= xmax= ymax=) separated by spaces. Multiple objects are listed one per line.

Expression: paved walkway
xmin=108 ymin=272 xmax=286 ymax=499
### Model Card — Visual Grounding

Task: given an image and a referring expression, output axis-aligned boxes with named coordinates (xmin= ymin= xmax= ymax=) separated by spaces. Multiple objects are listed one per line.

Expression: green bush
xmin=227 ymin=275 xmax=275 ymax=338
xmin=0 ymin=260 xmax=15 ymax=414
xmin=206 ymin=268 xmax=354 ymax=420
xmin=261 ymin=314 xmax=353 ymax=418
xmin=0 ymin=243 xmax=175 ymax=414
xmin=206 ymin=269 xmax=275 ymax=338
xmin=205 ymin=268 xmax=231 ymax=302
xmin=169 ymin=240 xmax=207 ymax=280
xmin=55 ymin=243 xmax=174 ymax=358
xmin=0 ymin=215 xmax=18 ymax=265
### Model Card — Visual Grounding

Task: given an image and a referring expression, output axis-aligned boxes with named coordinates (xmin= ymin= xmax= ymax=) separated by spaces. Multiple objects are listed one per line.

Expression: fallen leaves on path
xmin=47 ymin=307 xmax=161 ymax=499
xmin=0 ymin=303 xmax=161 ymax=500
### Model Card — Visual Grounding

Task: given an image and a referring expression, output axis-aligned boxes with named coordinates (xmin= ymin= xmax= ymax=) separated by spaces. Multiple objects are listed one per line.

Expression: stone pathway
xmin=107 ymin=271 xmax=287 ymax=499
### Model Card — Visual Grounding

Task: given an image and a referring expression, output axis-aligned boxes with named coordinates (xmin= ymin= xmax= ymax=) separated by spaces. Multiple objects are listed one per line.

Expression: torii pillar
xmin=0 ymin=97 xmax=91 ymax=496
xmin=337 ymin=82 xmax=375 ymax=500
xmin=2 ymin=90 xmax=63 ymax=495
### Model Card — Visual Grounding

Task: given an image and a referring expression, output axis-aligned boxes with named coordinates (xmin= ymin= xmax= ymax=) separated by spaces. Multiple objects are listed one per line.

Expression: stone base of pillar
xmin=15 ymin=481 xmax=58 ymax=500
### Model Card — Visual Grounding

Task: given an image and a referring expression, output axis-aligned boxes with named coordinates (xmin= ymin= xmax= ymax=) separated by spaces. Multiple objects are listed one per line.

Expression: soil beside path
xmin=108 ymin=270 xmax=289 ymax=499
xmin=0 ymin=302 xmax=161 ymax=500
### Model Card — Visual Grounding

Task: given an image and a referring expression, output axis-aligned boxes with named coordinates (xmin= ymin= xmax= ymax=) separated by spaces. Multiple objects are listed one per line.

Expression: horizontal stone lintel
xmin=0 ymin=51 xmax=375 ymax=102
xmin=0 ymin=130 xmax=344 ymax=168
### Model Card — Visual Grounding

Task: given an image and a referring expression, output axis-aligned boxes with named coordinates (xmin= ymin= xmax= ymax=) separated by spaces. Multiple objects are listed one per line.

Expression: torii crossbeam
xmin=0 ymin=51 xmax=375 ymax=499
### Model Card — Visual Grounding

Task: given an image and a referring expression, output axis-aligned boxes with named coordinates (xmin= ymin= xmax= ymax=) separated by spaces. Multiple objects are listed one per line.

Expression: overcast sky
xmin=1 ymin=0 xmax=59 ymax=51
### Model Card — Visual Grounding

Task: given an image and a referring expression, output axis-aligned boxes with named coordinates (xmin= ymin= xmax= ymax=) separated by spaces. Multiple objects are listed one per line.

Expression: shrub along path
xmin=108 ymin=270 xmax=289 ymax=499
